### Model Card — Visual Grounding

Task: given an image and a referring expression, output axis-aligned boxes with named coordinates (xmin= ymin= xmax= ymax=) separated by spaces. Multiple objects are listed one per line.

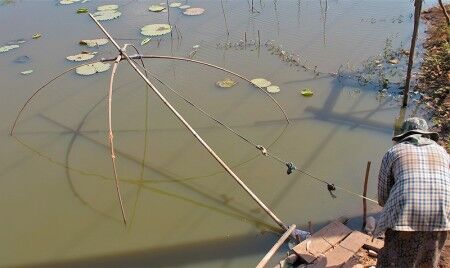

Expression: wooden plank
xmin=292 ymin=221 xmax=352 ymax=263
xmin=310 ymin=231 xmax=367 ymax=267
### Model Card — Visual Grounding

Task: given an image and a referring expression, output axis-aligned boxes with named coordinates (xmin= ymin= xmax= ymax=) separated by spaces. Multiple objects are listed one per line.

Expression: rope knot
xmin=256 ymin=145 xmax=268 ymax=156
xmin=286 ymin=162 xmax=296 ymax=175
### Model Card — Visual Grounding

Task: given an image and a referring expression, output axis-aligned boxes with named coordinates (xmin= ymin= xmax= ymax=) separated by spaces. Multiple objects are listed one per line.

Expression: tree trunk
xmin=403 ymin=0 xmax=422 ymax=107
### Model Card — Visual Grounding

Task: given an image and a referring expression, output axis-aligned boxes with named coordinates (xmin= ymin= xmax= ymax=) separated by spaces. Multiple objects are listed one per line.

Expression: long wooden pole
xmin=362 ymin=161 xmax=371 ymax=230
xmin=403 ymin=0 xmax=422 ymax=107
xmin=256 ymin=224 xmax=296 ymax=268
xmin=88 ymin=14 xmax=289 ymax=231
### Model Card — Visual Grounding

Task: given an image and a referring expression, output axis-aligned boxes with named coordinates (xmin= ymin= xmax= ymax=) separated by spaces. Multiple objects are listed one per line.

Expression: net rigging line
xmin=124 ymin=53 xmax=379 ymax=205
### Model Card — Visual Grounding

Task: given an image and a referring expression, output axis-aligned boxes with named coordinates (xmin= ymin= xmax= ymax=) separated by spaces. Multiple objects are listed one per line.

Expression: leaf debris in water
xmin=76 ymin=62 xmax=111 ymax=76
xmin=79 ymin=38 xmax=109 ymax=47
xmin=59 ymin=0 xmax=80 ymax=5
xmin=300 ymin=88 xmax=314 ymax=97
xmin=216 ymin=78 xmax=237 ymax=88
xmin=66 ymin=52 xmax=95 ymax=61
xmin=266 ymin=85 xmax=280 ymax=93
xmin=20 ymin=70 xmax=33 ymax=75
xmin=169 ymin=2 xmax=182 ymax=8
xmin=141 ymin=24 xmax=172 ymax=36
xmin=77 ymin=8 xmax=88 ymax=13
xmin=141 ymin=37 xmax=151 ymax=46
xmin=32 ymin=33 xmax=42 ymax=39
xmin=149 ymin=5 xmax=165 ymax=12
xmin=0 ymin=44 xmax=19 ymax=53
xmin=183 ymin=7 xmax=205 ymax=16
xmin=250 ymin=78 xmax=271 ymax=88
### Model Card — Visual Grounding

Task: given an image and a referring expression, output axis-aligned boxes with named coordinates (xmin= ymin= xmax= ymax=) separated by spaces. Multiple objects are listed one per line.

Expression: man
xmin=376 ymin=117 xmax=450 ymax=268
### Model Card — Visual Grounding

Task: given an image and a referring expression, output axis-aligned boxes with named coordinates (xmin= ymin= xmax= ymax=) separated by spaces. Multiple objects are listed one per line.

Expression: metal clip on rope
xmin=286 ymin=162 xmax=296 ymax=175
xmin=327 ymin=183 xmax=337 ymax=198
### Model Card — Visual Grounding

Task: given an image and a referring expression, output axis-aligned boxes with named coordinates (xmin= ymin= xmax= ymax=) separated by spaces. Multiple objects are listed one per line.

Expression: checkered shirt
xmin=375 ymin=140 xmax=450 ymax=235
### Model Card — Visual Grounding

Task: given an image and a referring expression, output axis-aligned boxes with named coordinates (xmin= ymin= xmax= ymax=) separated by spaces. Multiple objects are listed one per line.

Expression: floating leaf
xmin=141 ymin=37 xmax=151 ymax=46
xmin=140 ymin=24 xmax=172 ymax=36
xmin=20 ymin=70 xmax=33 ymax=75
xmin=16 ymin=40 xmax=27 ymax=44
xmin=169 ymin=2 xmax=182 ymax=7
xmin=0 ymin=44 xmax=19 ymax=53
xmin=266 ymin=85 xmax=280 ymax=93
xmin=76 ymin=62 xmax=111 ymax=76
xmin=300 ymin=89 xmax=314 ymax=97
xmin=59 ymin=0 xmax=77 ymax=4
xmin=250 ymin=78 xmax=271 ymax=88
xmin=149 ymin=5 xmax=165 ymax=12
xmin=93 ymin=10 xmax=121 ymax=21
xmin=97 ymin=4 xmax=118 ymax=11
xmin=81 ymin=0 xmax=89 ymax=3
xmin=66 ymin=53 xmax=95 ymax=61
xmin=179 ymin=5 xmax=190 ymax=9
xmin=216 ymin=78 xmax=237 ymax=88
xmin=77 ymin=8 xmax=88 ymax=13
xmin=183 ymin=7 xmax=205 ymax=16
xmin=79 ymin=38 xmax=109 ymax=47
xmin=32 ymin=33 xmax=42 ymax=39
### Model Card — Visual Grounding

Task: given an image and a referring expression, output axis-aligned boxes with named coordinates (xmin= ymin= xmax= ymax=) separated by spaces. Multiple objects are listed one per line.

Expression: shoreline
xmin=417 ymin=4 xmax=450 ymax=152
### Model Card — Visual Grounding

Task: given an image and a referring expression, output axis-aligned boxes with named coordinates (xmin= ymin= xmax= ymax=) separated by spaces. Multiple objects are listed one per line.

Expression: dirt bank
xmin=417 ymin=4 xmax=450 ymax=152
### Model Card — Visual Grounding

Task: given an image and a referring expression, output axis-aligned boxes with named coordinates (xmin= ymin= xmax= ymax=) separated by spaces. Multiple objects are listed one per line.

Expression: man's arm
xmin=378 ymin=150 xmax=394 ymax=207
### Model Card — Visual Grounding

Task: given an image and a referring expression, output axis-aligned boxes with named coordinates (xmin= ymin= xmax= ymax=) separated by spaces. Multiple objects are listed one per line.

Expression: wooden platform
xmin=292 ymin=221 xmax=384 ymax=267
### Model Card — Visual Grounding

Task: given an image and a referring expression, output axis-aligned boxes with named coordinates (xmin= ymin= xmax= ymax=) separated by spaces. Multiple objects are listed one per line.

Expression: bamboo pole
xmin=256 ymin=224 xmax=296 ymax=268
xmin=88 ymin=14 xmax=290 ymax=232
xmin=108 ymin=55 xmax=127 ymax=225
xmin=362 ymin=161 xmax=371 ymax=230
xmin=402 ymin=0 xmax=422 ymax=107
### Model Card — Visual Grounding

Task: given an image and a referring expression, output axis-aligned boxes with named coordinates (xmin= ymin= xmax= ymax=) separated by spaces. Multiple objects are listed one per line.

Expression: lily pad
xmin=59 ymin=0 xmax=78 ymax=4
xmin=216 ymin=78 xmax=237 ymax=88
xmin=93 ymin=10 xmax=121 ymax=21
xmin=183 ymin=7 xmax=205 ymax=16
xmin=149 ymin=5 xmax=165 ymax=12
xmin=20 ymin=70 xmax=33 ymax=75
xmin=266 ymin=85 xmax=280 ymax=93
xmin=0 ymin=44 xmax=19 ymax=53
xmin=169 ymin=2 xmax=182 ymax=7
xmin=32 ymin=33 xmax=42 ymax=39
xmin=76 ymin=62 xmax=111 ymax=76
xmin=300 ymin=89 xmax=314 ymax=97
xmin=141 ymin=24 xmax=172 ymax=36
xmin=250 ymin=78 xmax=271 ymax=88
xmin=141 ymin=37 xmax=151 ymax=46
xmin=79 ymin=38 xmax=109 ymax=47
xmin=179 ymin=5 xmax=190 ymax=9
xmin=97 ymin=4 xmax=118 ymax=11
xmin=66 ymin=53 xmax=95 ymax=61
xmin=77 ymin=8 xmax=88 ymax=13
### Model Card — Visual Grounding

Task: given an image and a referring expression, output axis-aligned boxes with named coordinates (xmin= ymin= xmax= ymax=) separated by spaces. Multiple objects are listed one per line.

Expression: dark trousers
xmin=376 ymin=229 xmax=448 ymax=268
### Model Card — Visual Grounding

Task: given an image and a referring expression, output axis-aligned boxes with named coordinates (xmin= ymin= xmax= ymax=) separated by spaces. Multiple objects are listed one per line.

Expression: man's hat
xmin=392 ymin=117 xmax=439 ymax=142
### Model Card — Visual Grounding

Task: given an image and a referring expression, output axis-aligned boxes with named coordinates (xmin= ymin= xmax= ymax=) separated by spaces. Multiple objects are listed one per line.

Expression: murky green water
xmin=0 ymin=0 xmax=438 ymax=267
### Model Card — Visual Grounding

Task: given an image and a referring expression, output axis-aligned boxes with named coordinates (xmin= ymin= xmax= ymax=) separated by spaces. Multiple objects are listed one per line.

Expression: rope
xmin=123 ymin=53 xmax=379 ymax=205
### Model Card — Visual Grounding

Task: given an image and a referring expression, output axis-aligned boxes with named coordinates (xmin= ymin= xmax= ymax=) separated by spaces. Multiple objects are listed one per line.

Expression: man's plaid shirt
xmin=375 ymin=139 xmax=450 ymax=235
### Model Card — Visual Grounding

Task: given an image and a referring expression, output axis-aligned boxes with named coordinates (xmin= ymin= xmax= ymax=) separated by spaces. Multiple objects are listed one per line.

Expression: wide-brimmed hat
xmin=392 ymin=117 xmax=439 ymax=142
